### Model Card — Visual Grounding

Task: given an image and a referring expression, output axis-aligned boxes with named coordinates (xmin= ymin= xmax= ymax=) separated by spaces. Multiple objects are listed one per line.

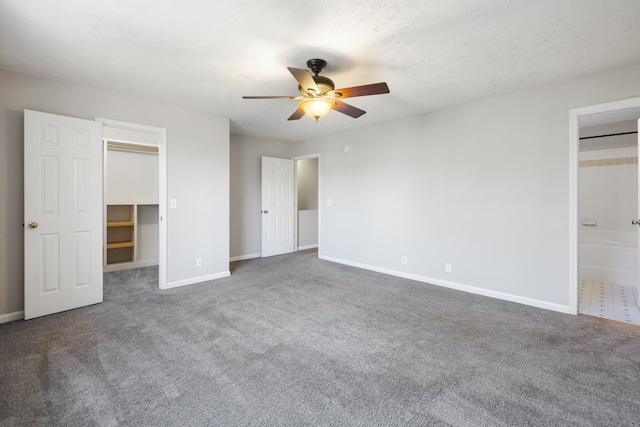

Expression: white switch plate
xmin=401 ymin=256 xmax=407 ymax=265
xmin=170 ymin=199 xmax=177 ymax=209
xmin=196 ymin=258 xmax=202 ymax=267
xmin=326 ymin=199 xmax=333 ymax=206
xmin=445 ymin=263 xmax=452 ymax=272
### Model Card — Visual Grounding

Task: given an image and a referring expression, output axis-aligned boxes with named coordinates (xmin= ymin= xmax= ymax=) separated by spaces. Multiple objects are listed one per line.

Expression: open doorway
xmin=569 ymin=98 xmax=640 ymax=322
xmin=96 ymin=118 xmax=168 ymax=289
xmin=295 ymin=155 xmax=320 ymax=253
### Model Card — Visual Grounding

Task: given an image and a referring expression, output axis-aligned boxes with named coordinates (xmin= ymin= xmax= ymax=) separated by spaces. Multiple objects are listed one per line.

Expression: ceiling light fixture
xmin=299 ymin=98 xmax=335 ymax=121
xmin=242 ymin=58 xmax=389 ymax=122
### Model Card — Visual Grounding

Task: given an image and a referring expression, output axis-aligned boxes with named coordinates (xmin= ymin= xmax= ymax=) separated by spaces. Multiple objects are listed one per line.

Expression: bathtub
xmin=580 ymin=230 xmax=638 ymax=286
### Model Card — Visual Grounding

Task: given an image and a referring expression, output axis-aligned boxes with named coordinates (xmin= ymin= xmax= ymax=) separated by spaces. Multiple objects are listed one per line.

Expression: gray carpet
xmin=1 ymin=250 xmax=640 ymax=426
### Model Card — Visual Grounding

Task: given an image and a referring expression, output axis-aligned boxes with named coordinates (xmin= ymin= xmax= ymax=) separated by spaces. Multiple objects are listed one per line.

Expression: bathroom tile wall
xmin=579 ymin=147 xmax=638 ymax=232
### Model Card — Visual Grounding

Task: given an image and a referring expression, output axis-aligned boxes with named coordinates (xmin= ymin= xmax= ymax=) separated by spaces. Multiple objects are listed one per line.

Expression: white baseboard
xmin=319 ymin=255 xmax=572 ymax=315
xmin=162 ymin=271 xmax=231 ymax=290
xmin=0 ymin=311 xmax=24 ymax=324
xmin=230 ymin=253 xmax=261 ymax=262
xmin=297 ymin=244 xmax=318 ymax=251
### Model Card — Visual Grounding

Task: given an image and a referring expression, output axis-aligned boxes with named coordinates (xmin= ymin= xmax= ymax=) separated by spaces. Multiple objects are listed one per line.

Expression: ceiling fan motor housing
xmin=299 ymin=75 xmax=335 ymax=97
xmin=296 ymin=58 xmax=335 ymax=97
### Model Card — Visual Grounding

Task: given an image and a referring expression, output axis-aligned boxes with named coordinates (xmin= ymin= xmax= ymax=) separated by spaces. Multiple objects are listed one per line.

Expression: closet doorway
xmin=97 ymin=118 xmax=167 ymax=289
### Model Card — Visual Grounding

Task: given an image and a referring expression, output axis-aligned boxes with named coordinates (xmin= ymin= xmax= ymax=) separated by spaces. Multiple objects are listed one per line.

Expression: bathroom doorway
xmin=570 ymin=98 xmax=640 ymax=323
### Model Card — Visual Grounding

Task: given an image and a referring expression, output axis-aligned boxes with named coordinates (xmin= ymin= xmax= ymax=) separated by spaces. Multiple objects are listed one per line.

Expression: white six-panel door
xmin=261 ymin=156 xmax=295 ymax=257
xmin=24 ymin=110 xmax=103 ymax=319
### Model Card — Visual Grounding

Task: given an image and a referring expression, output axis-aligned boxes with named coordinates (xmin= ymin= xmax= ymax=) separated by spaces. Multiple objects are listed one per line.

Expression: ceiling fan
xmin=242 ymin=59 xmax=390 ymax=122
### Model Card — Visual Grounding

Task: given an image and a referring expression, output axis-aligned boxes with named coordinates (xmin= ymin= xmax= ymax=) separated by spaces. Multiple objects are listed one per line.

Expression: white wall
xmin=580 ymin=120 xmax=637 ymax=150
xmin=289 ymin=61 xmax=640 ymax=312
xmin=229 ymin=133 xmax=291 ymax=259
xmin=579 ymin=146 xmax=637 ymax=234
xmin=298 ymin=210 xmax=319 ymax=249
xmin=0 ymin=68 xmax=229 ymax=318
xmin=106 ymin=149 xmax=159 ymax=205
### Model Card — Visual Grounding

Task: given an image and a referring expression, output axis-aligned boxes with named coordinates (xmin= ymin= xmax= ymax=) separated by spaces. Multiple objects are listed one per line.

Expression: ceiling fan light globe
xmin=300 ymin=98 xmax=335 ymax=120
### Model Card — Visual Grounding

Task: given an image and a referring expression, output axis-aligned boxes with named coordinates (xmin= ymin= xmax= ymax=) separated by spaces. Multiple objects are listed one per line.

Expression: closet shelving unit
xmin=105 ymin=204 xmax=135 ymax=265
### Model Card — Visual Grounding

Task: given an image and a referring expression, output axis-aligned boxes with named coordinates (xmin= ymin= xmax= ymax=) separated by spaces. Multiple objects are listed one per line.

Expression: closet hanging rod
xmin=106 ymin=142 xmax=158 ymax=153
xmin=579 ymin=131 xmax=638 ymax=140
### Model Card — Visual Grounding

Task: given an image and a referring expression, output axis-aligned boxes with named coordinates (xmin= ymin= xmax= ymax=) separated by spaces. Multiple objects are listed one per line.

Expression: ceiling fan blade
xmin=334 ymin=82 xmax=389 ymax=99
xmin=288 ymin=67 xmax=319 ymax=94
xmin=242 ymin=95 xmax=298 ymax=99
xmin=333 ymin=100 xmax=366 ymax=118
xmin=287 ymin=106 xmax=305 ymax=121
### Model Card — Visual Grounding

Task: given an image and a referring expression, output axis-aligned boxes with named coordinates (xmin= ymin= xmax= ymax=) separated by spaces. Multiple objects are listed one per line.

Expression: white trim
xmin=0 ymin=311 xmax=24 ymax=324
xmin=95 ymin=118 xmax=166 ymax=136
xmin=95 ymin=117 xmax=168 ymax=290
xmin=320 ymin=255 xmax=572 ymax=314
xmin=297 ymin=244 xmax=318 ymax=251
xmin=568 ymin=96 xmax=640 ymax=315
xmin=293 ymin=153 xmax=322 ymax=161
xmin=569 ymin=110 xmax=579 ymax=315
xmin=293 ymin=159 xmax=299 ymax=252
xmin=162 ymin=271 xmax=231 ymax=290
xmin=230 ymin=253 xmax=261 ymax=262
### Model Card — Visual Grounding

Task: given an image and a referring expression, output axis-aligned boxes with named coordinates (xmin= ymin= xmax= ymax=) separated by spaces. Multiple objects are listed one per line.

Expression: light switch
xmin=326 ymin=199 xmax=333 ymax=206
xmin=170 ymin=199 xmax=177 ymax=209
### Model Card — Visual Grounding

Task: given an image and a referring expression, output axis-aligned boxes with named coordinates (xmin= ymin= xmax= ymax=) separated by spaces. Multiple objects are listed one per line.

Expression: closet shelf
xmin=106 ymin=241 xmax=134 ymax=249
xmin=107 ymin=221 xmax=134 ymax=227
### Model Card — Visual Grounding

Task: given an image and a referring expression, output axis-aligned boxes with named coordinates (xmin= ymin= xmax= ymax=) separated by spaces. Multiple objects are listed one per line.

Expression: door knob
xmin=261 ymin=210 xmax=269 ymax=214
xmin=28 ymin=221 xmax=39 ymax=228
xmin=633 ymin=220 xmax=640 ymax=225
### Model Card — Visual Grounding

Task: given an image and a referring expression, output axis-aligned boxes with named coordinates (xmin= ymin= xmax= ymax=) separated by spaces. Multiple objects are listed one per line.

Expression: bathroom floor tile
xmin=579 ymin=281 xmax=640 ymax=326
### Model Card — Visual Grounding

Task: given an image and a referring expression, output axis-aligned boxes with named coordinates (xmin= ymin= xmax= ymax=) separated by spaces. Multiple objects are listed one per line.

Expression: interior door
xmin=24 ymin=110 xmax=103 ymax=319
xmin=261 ymin=156 xmax=295 ymax=257
xmin=638 ymin=118 xmax=640 ymax=308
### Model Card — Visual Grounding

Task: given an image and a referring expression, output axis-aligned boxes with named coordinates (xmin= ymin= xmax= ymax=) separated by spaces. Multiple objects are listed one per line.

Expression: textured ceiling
xmin=1 ymin=0 xmax=640 ymax=141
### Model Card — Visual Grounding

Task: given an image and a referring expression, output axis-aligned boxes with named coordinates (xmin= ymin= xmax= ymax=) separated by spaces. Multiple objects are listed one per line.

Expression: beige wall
xmin=288 ymin=61 xmax=640 ymax=312
xmin=229 ymin=133 xmax=291 ymax=259
xmin=0 ymin=68 xmax=230 ymax=318
xmin=296 ymin=158 xmax=318 ymax=211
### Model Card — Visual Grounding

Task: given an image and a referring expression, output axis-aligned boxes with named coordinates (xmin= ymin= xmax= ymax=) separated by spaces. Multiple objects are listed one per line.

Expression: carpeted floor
xmin=1 ymin=249 xmax=640 ymax=426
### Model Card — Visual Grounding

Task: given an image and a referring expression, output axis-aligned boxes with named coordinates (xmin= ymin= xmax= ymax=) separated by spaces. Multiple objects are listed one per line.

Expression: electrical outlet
xmin=196 ymin=258 xmax=202 ymax=267
xmin=445 ymin=263 xmax=452 ymax=273
xmin=401 ymin=256 xmax=407 ymax=265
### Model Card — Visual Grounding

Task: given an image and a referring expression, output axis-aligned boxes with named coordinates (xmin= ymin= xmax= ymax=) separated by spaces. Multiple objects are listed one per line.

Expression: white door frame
xmin=95 ymin=117 xmax=168 ymax=289
xmin=292 ymin=153 xmax=321 ymax=256
xmin=568 ymin=96 xmax=640 ymax=314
